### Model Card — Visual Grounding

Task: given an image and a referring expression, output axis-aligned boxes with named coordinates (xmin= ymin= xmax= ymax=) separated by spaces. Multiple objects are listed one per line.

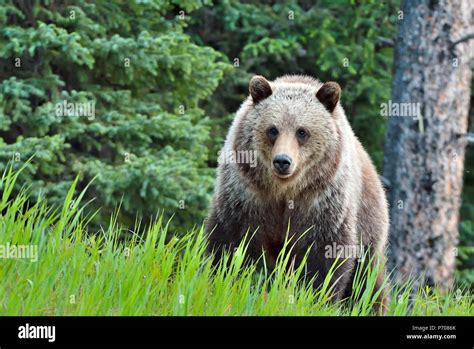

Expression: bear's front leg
xmin=291 ymin=235 xmax=356 ymax=301
xmin=310 ymin=246 xmax=355 ymax=300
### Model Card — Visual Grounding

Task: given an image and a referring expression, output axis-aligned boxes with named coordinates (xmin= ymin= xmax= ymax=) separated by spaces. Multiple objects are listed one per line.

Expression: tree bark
xmin=383 ymin=0 xmax=473 ymax=288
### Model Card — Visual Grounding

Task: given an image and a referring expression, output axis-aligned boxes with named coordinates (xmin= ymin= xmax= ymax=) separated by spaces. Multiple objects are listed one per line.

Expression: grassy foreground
xmin=0 ymin=165 xmax=472 ymax=316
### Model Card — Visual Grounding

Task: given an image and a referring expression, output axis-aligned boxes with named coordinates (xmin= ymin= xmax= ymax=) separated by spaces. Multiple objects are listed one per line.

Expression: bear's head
xmin=238 ymin=75 xmax=342 ymax=196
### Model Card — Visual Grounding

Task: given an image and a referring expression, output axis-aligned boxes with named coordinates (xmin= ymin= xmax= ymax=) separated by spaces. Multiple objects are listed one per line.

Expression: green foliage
xmin=0 ymin=0 xmax=231 ymax=230
xmin=0 ymin=168 xmax=472 ymax=315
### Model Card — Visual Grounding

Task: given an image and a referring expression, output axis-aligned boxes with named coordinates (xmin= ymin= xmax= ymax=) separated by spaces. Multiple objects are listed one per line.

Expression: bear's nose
xmin=273 ymin=154 xmax=292 ymax=174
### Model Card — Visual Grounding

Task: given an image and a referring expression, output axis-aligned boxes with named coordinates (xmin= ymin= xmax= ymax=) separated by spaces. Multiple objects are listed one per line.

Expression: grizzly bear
xmin=205 ymin=75 xmax=389 ymax=311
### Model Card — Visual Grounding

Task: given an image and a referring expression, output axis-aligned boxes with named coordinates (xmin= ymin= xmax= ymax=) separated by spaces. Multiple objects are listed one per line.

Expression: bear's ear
xmin=316 ymin=82 xmax=341 ymax=113
xmin=249 ymin=75 xmax=272 ymax=104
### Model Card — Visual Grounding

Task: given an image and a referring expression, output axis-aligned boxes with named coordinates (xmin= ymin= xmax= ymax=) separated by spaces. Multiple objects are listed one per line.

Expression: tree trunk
xmin=383 ymin=0 xmax=473 ymax=288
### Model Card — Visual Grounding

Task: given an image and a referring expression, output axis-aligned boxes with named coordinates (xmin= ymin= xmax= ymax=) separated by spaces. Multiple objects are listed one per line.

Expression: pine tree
xmin=0 ymin=0 xmax=230 ymax=230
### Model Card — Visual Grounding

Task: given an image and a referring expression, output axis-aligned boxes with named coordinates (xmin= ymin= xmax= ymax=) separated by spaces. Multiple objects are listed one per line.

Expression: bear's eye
xmin=266 ymin=127 xmax=279 ymax=141
xmin=296 ymin=128 xmax=309 ymax=142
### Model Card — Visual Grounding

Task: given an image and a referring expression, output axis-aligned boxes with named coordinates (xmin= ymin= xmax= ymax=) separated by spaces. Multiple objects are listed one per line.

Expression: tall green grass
xmin=0 ymin=164 xmax=472 ymax=316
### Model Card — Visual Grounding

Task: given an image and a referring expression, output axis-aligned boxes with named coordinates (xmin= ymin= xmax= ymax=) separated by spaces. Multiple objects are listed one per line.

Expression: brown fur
xmin=205 ymin=75 xmax=389 ymax=313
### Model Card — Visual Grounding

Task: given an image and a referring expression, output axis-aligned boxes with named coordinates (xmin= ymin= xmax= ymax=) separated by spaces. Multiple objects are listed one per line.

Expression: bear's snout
xmin=273 ymin=154 xmax=292 ymax=175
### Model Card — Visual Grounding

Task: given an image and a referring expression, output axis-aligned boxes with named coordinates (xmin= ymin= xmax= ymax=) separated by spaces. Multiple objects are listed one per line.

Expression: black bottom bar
xmin=0 ymin=316 xmax=472 ymax=347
